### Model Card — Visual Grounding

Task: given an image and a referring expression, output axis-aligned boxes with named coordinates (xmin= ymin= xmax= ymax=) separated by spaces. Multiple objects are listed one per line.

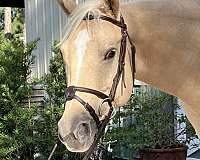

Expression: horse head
xmin=57 ymin=0 xmax=134 ymax=152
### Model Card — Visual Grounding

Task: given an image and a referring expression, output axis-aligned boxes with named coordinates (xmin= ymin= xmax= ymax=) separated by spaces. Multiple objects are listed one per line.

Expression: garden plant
xmin=104 ymin=92 xmax=198 ymax=159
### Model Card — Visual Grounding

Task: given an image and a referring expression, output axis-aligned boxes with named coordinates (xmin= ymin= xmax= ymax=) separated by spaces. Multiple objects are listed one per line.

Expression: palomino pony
xmin=57 ymin=0 xmax=200 ymax=153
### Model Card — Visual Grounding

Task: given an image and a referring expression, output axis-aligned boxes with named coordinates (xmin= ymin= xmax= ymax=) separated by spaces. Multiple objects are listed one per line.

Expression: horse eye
xmin=104 ymin=48 xmax=116 ymax=60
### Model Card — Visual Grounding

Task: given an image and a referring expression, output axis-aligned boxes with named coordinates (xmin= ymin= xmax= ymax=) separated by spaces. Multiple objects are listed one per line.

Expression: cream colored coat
xmin=57 ymin=0 xmax=200 ymax=152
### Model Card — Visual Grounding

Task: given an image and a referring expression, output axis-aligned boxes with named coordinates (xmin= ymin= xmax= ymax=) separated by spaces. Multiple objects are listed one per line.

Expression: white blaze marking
xmin=74 ymin=29 xmax=90 ymax=84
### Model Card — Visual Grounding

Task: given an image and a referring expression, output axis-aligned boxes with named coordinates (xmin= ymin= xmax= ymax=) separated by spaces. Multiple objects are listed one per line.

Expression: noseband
xmin=49 ymin=14 xmax=136 ymax=160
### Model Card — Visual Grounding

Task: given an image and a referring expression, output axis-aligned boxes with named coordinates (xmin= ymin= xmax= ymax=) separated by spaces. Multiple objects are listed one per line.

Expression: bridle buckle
xmin=65 ymin=86 xmax=76 ymax=101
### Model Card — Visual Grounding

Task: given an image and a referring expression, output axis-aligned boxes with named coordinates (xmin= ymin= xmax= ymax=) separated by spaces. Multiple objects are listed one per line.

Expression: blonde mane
xmin=60 ymin=0 xmax=103 ymax=45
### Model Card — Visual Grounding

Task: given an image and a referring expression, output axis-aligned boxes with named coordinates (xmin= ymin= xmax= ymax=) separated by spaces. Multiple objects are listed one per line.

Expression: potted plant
xmin=104 ymin=89 xmax=199 ymax=160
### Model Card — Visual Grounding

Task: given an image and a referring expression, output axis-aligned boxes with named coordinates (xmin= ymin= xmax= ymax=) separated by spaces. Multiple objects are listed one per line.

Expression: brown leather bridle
xmin=48 ymin=14 xmax=136 ymax=160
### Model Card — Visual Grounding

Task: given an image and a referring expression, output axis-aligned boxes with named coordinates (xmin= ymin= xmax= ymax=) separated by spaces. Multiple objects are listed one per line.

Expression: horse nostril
xmin=82 ymin=123 xmax=88 ymax=128
xmin=80 ymin=123 xmax=90 ymax=134
xmin=74 ymin=122 xmax=90 ymax=143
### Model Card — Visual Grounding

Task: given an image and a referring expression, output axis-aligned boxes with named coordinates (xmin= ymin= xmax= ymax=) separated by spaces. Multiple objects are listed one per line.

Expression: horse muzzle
xmin=58 ymin=118 xmax=97 ymax=152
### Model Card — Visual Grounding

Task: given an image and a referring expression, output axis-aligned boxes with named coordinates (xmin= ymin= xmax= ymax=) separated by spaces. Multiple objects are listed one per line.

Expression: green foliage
xmin=0 ymin=8 xmax=38 ymax=159
xmin=0 ymin=31 xmax=36 ymax=115
xmin=0 ymin=7 xmax=80 ymax=159
xmin=35 ymin=43 xmax=67 ymax=159
xmin=31 ymin=106 xmax=65 ymax=160
xmin=12 ymin=8 xmax=25 ymax=36
xmin=104 ymin=92 xmax=198 ymax=155
xmin=0 ymin=8 xmax=4 ymax=30
xmin=0 ymin=8 xmax=24 ymax=34
xmin=44 ymin=43 xmax=66 ymax=106
xmin=0 ymin=31 xmax=37 ymax=159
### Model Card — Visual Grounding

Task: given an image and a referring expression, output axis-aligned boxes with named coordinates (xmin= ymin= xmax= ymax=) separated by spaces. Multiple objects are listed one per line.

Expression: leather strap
xmin=83 ymin=14 xmax=127 ymax=29
xmin=109 ymin=15 xmax=128 ymax=101
xmin=66 ymin=86 xmax=109 ymax=100
xmin=65 ymin=86 xmax=112 ymax=127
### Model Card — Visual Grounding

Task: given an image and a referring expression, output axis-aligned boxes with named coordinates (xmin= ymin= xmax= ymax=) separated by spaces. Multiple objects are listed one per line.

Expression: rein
xmin=48 ymin=14 xmax=136 ymax=160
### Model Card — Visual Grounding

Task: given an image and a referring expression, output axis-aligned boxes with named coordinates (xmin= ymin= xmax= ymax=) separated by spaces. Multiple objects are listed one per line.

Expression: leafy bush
xmin=0 ymin=8 xmax=4 ymax=30
xmin=0 ymin=31 xmax=37 ymax=159
xmin=35 ymin=44 xmax=67 ymax=159
xmin=0 ymin=8 xmax=24 ymax=34
xmin=0 ymin=8 xmax=82 ymax=159
xmin=104 ymin=92 xmax=198 ymax=158
xmin=44 ymin=44 xmax=66 ymax=106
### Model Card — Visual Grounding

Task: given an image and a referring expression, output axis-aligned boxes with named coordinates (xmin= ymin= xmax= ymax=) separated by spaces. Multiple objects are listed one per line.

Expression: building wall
xmin=25 ymin=0 xmax=68 ymax=78
xmin=25 ymin=0 xmax=134 ymax=78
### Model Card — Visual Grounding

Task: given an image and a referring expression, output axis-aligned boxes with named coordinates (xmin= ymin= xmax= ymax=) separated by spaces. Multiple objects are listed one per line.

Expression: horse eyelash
xmin=104 ymin=48 xmax=117 ymax=60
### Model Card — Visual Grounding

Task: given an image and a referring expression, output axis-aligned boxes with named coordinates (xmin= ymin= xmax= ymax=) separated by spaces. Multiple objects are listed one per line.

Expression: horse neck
xmin=120 ymin=1 xmax=199 ymax=98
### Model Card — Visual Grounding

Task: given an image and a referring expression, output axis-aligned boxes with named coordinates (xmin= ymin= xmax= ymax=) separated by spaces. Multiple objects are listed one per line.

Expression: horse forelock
xmin=59 ymin=0 xmax=103 ymax=46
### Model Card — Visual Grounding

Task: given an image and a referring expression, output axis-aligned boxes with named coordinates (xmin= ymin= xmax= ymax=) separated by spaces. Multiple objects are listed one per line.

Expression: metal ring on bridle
xmin=100 ymin=97 xmax=112 ymax=106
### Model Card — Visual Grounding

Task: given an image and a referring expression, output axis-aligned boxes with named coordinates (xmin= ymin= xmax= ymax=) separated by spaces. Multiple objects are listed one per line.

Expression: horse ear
xmin=102 ymin=0 xmax=119 ymax=18
xmin=57 ymin=0 xmax=77 ymax=14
